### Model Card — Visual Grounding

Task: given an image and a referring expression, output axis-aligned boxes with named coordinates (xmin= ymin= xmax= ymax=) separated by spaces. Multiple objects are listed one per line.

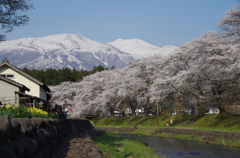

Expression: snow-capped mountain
xmin=108 ymin=38 xmax=178 ymax=59
xmin=0 ymin=34 xmax=134 ymax=70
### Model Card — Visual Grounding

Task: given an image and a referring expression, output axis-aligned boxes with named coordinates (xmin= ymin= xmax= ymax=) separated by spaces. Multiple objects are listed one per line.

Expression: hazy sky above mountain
xmin=4 ymin=0 xmax=239 ymax=47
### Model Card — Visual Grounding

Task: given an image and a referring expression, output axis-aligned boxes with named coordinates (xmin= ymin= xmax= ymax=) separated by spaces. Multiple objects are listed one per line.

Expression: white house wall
xmin=40 ymin=86 xmax=47 ymax=100
xmin=0 ymin=80 xmax=18 ymax=104
xmin=0 ymin=66 xmax=41 ymax=98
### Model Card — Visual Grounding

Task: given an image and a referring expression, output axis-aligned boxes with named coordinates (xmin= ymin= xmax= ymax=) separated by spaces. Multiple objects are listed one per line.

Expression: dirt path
xmin=53 ymin=132 xmax=102 ymax=158
xmin=53 ymin=126 xmax=102 ymax=158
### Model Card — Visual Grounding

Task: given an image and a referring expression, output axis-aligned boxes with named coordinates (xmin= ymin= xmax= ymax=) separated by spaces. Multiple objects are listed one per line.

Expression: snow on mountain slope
xmin=0 ymin=34 xmax=134 ymax=70
xmin=108 ymin=38 xmax=178 ymax=59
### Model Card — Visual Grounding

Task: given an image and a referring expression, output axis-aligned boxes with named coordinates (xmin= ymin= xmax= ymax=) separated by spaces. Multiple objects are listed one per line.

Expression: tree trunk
xmin=176 ymin=103 xmax=181 ymax=116
xmin=128 ymin=99 xmax=137 ymax=117
xmin=109 ymin=107 xmax=114 ymax=117
xmin=122 ymin=110 xmax=126 ymax=116
xmin=144 ymin=106 xmax=148 ymax=116
xmin=218 ymin=105 xmax=226 ymax=115
xmin=101 ymin=112 xmax=105 ymax=117
xmin=169 ymin=99 xmax=183 ymax=116
xmin=131 ymin=107 xmax=137 ymax=116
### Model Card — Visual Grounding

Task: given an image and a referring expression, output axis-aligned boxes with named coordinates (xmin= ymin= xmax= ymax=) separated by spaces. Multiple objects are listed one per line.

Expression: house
xmin=0 ymin=75 xmax=30 ymax=105
xmin=0 ymin=58 xmax=51 ymax=107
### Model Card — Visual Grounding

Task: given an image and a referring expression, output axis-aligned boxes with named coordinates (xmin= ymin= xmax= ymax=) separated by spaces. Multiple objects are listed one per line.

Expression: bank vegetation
xmin=91 ymin=113 xmax=240 ymax=148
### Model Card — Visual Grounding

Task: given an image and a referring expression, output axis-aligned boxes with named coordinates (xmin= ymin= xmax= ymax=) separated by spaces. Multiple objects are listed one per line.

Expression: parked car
xmin=180 ymin=110 xmax=188 ymax=114
xmin=171 ymin=111 xmax=189 ymax=115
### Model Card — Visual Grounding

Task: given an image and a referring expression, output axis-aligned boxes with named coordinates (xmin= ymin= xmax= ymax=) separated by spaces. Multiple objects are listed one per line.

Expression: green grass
xmin=173 ymin=126 xmax=240 ymax=132
xmin=153 ymin=133 xmax=203 ymax=142
xmin=185 ymin=114 xmax=240 ymax=128
xmin=93 ymin=115 xmax=174 ymax=128
xmin=92 ymin=133 xmax=162 ymax=158
xmin=92 ymin=113 xmax=240 ymax=129
xmin=214 ymin=138 xmax=240 ymax=147
xmin=131 ymin=127 xmax=157 ymax=135
xmin=91 ymin=113 xmax=240 ymax=148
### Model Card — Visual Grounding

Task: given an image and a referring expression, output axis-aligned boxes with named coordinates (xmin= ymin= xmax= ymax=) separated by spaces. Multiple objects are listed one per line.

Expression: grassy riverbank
xmin=91 ymin=113 xmax=240 ymax=130
xmin=90 ymin=113 xmax=240 ymax=148
xmin=92 ymin=133 xmax=162 ymax=158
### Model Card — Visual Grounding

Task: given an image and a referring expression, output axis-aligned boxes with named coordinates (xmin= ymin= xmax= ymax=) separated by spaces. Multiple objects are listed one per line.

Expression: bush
xmin=0 ymin=104 xmax=56 ymax=118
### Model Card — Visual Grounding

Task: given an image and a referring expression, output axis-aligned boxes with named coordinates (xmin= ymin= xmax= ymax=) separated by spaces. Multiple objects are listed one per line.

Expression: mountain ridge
xmin=0 ymin=34 xmax=134 ymax=70
xmin=0 ymin=34 xmax=178 ymax=70
xmin=108 ymin=38 xmax=178 ymax=59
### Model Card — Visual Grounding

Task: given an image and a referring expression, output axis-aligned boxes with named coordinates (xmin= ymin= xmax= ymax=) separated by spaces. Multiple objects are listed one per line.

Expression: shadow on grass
xmin=213 ymin=113 xmax=240 ymax=128
xmin=92 ymin=133 xmax=160 ymax=158
xmin=169 ymin=114 xmax=194 ymax=126
xmin=92 ymin=133 xmax=127 ymax=157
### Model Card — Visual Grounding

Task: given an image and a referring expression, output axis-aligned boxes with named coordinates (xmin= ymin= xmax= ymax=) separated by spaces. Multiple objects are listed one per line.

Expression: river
xmin=118 ymin=134 xmax=240 ymax=158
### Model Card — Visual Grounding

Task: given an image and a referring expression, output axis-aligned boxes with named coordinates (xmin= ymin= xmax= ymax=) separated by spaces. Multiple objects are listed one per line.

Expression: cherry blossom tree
xmin=50 ymin=17 xmax=240 ymax=117
xmin=150 ymin=31 xmax=240 ymax=115
xmin=219 ymin=4 xmax=240 ymax=41
xmin=93 ymin=69 xmax=124 ymax=117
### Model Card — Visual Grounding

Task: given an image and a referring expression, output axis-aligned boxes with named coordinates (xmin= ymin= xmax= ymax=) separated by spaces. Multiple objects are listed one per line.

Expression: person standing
xmin=62 ymin=101 xmax=69 ymax=118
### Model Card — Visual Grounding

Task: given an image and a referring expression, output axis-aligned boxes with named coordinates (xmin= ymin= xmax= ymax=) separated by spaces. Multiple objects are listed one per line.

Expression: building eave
xmin=0 ymin=58 xmax=50 ymax=92
xmin=0 ymin=76 xmax=30 ymax=91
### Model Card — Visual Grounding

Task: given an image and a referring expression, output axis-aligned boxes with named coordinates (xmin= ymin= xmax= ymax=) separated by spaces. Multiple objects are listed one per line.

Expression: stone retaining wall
xmin=0 ymin=115 xmax=101 ymax=158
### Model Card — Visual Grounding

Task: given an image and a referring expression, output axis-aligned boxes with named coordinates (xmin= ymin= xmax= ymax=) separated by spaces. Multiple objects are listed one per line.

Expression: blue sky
xmin=4 ymin=0 xmax=239 ymax=47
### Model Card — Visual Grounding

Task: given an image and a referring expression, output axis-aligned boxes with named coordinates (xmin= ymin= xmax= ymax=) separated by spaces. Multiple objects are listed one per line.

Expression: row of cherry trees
xmin=50 ymin=4 xmax=240 ymax=117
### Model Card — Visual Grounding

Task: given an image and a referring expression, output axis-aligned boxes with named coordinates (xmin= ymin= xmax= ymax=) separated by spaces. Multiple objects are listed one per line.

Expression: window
xmin=0 ymin=74 xmax=15 ymax=79
xmin=6 ymin=74 xmax=14 ymax=78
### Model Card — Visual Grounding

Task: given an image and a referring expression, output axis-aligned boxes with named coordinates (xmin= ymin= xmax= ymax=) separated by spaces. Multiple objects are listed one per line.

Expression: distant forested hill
xmin=22 ymin=65 xmax=109 ymax=86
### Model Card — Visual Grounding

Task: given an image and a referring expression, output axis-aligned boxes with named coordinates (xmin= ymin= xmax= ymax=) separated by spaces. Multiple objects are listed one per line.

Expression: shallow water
xmin=118 ymin=134 xmax=240 ymax=158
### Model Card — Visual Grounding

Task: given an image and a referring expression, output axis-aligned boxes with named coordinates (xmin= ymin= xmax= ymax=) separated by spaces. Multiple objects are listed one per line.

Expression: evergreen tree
xmin=111 ymin=65 xmax=115 ymax=70
xmin=21 ymin=66 xmax=107 ymax=86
